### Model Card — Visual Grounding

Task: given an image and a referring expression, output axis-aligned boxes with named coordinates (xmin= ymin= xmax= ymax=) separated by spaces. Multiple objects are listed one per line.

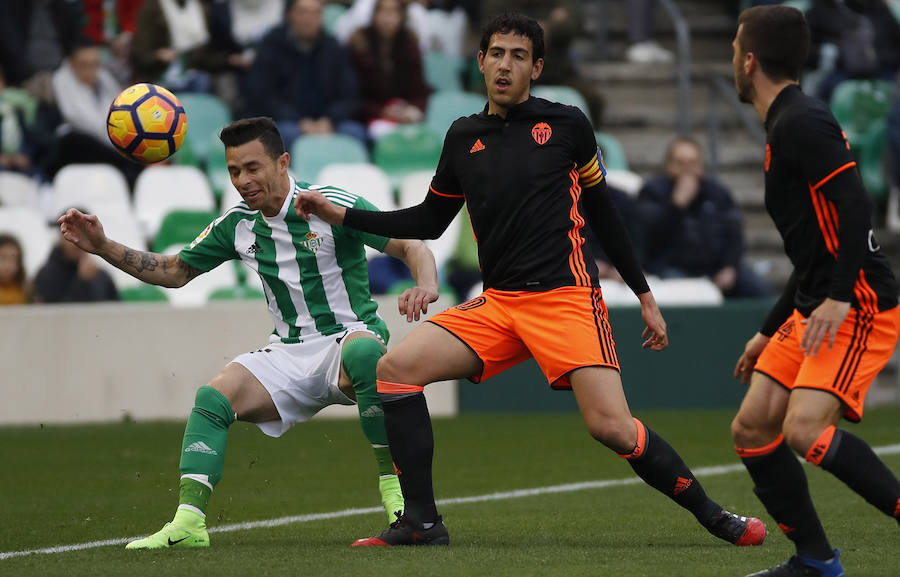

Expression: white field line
xmin=3 ymin=443 xmax=899 ymax=561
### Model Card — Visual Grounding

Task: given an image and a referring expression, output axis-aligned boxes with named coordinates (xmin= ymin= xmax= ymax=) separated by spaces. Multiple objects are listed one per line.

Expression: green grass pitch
xmin=2 ymin=408 xmax=898 ymax=577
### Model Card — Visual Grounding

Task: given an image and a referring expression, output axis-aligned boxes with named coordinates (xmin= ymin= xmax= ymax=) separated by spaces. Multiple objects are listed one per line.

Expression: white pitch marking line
xmin=3 ymin=443 xmax=899 ymax=560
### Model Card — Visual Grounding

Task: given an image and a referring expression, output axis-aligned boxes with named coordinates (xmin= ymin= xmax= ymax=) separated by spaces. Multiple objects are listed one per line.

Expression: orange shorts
xmin=427 ymin=286 xmax=619 ymax=389
xmin=754 ymin=306 xmax=899 ymax=421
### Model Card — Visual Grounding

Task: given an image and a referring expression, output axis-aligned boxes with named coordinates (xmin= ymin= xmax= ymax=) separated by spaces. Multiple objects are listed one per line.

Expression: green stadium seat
xmin=532 ymin=85 xmax=592 ymax=125
xmin=782 ymin=0 xmax=811 ymax=13
xmin=373 ymin=124 xmax=443 ymax=185
xmin=119 ymin=284 xmax=169 ymax=302
xmin=424 ymin=51 xmax=464 ymax=93
xmin=829 ymin=79 xmax=893 ymax=198
xmin=177 ymin=93 xmax=232 ymax=166
xmin=425 ymin=91 xmax=485 ymax=138
xmin=322 ymin=2 xmax=346 ymax=35
xmin=152 ymin=209 xmax=220 ymax=253
xmin=208 ymin=284 xmax=266 ymax=301
xmin=0 ymin=87 xmax=38 ymax=126
xmin=595 ymin=131 xmax=628 ymax=171
xmin=205 ymin=132 xmax=229 ymax=202
xmin=290 ymin=133 xmax=369 ymax=182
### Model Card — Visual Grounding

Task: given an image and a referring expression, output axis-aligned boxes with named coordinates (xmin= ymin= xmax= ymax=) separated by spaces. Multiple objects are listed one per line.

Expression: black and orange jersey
xmin=761 ymin=84 xmax=897 ymax=334
xmin=343 ymin=96 xmax=647 ymax=293
xmin=427 ymin=97 xmax=606 ymax=290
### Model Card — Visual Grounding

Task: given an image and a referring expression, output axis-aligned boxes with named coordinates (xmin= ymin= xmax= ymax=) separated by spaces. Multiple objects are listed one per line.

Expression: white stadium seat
xmin=0 ymin=172 xmax=40 ymax=207
xmin=0 ymin=206 xmax=55 ymax=280
xmin=90 ymin=206 xmax=148 ymax=289
xmin=133 ymin=165 xmax=216 ymax=241
xmin=51 ymin=164 xmax=131 ymax=216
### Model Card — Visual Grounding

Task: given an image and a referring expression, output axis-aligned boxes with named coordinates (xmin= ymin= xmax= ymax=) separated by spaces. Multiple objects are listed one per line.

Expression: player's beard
xmin=735 ymin=72 xmax=755 ymax=104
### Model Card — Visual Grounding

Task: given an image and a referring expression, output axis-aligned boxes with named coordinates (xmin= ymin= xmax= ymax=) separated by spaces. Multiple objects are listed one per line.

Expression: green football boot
xmin=125 ymin=512 xmax=210 ymax=550
xmin=379 ymin=475 xmax=405 ymax=523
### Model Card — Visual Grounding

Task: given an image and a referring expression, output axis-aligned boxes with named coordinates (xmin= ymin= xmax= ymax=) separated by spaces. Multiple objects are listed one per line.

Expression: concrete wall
xmin=0 ymin=295 xmax=458 ymax=426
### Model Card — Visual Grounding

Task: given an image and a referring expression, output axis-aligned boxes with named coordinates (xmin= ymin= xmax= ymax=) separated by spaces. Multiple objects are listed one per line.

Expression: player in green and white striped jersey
xmin=58 ymin=117 xmax=440 ymax=549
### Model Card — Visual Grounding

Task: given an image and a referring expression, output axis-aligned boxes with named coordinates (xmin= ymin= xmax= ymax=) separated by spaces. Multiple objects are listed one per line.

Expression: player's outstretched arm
xmin=58 ymin=208 xmax=202 ymax=288
xmin=294 ymin=189 xmax=347 ymax=225
xmin=637 ymin=291 xmax=668 ymax=351
xmin=383 ymin=239 xmax=440 ymax=322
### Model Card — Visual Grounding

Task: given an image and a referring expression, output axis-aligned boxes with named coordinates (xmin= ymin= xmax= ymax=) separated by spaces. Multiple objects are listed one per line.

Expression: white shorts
xmin=231 ymin=327 xmax=381 ymax=437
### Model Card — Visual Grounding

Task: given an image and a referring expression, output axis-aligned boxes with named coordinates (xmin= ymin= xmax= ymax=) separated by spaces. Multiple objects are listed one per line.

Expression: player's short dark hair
xmin=738 ymin=5 xmax=809 ymax=82
xmin=219 ymin=117 xmax=285 ymax=160
xmin=479 ymin=12 xmax=545 ymax=63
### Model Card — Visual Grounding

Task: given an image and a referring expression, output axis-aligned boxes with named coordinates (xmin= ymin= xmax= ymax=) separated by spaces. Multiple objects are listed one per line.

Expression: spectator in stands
xmin=0 ymin=0 xmax=84 ymax=94
xmin=348 ymin=0 xmax=430 ymax=140
xmin=243 ymin=0 xmax=365 ymax=148
xmin=33 ymin=219 xmax=119 ymax=303
xmin=46 ymin=41 xmax=142 ymax=187
xmin=633 ymin=137 xmax=771 ymax=299
xmin=0 ymin=233 xmax=29 ymax=305
xmin=81 ymin=0 xmax=145 ymax=85
xmin=0 ymin=67 xmax=35 ymax=177
xmin=336 ymin=0 xmax=431 ymax=54
xmin=806 ymin=0 xmax=900 ymax=102
xmin=625 ymin=0 xmax=674 ymax=64
xmin=131 ymin=0 xmax=251 ymax=94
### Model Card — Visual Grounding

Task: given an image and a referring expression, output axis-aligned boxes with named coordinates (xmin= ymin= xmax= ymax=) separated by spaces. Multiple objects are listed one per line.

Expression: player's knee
xmin=341 ymin=336 xmax=384 ymax=386
xmin=376 ymin=349 xmax=411 ymax=383
xmin=782 ymin=413 xmax=825 ymax=455
xmin=585 ymin=417 xmax=635 ymax=453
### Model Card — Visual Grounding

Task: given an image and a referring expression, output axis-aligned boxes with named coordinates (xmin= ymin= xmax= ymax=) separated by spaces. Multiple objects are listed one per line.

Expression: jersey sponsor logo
xmin=764 ymin=143 xmax=771 ymax=172
xmin=298 ymin=231 xmax=324 ymax=254
xmin=470 ymin=139 xmax=485 ymax=153
xmin=455 ymin=295 xmax=486 ymax=311
xmin=189 ymin=223 xmax=213 ymax=249
xmin=245 ymin=241 xmax=263 ymax=255
xmin=531 ymin=122 xmax=552 ymax=145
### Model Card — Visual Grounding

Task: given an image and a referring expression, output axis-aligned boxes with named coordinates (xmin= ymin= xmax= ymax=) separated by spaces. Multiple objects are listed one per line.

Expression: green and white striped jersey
xmin=179 ymin=178 xmax=390 ymax=344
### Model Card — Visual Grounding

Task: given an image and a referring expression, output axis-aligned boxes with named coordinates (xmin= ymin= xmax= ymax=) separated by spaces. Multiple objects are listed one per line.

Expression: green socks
xmin=342 ymin=337 xmax=395 ymax=474
xmin=177 ymin=385 xmax=235 ymax=517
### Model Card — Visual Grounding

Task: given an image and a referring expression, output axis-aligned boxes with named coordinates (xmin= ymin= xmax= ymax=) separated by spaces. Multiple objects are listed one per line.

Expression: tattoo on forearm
xmin=177 ymin=259 xmax=202 ymax=282
xmin=121 ymin=249 xmax=159 ymax=273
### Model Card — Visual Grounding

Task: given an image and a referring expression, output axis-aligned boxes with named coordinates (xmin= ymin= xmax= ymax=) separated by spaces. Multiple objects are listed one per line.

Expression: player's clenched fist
xmin=293 ymin=189 xmax=346 ymax=225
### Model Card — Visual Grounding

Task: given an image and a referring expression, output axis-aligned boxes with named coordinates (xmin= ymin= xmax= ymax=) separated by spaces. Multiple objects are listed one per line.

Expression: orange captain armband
xmin=577 ymin=151 xmax=606 ymax=189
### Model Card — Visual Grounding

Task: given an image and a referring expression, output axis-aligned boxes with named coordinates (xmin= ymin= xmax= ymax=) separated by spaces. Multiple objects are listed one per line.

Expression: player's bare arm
xmin=637 ymin=291 xmax=668 ymax=351
xmin=294 ymin=188 xmax=346 ymax=224
xmin=383 ymin=239 xmax=440 ymax=322
xmin=58 ymin=208 xmax=202 ymax=288
xmin=734 ymin=332 xmax=770 ymax=385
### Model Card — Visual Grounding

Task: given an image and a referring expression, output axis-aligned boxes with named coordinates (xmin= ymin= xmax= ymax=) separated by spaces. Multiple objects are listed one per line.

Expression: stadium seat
xmin=316 ymin=163 xmax=394 ymax=260
xmin=322 ymin=2 xmax=346 ymax=35
xmin=290 ymin=133 xmax=369 ymax=183
xmin=425 ymin=91 xmax=485 ymax=138
xmin=829 ymin=79 xmax=894 ymax=197
xmin=151 ymin=209 xmax=220 ymax=253
xmin=0 ymin=206 xmax=55 ymax=279
xmin=220 ymin=180 xmax=244 ymax=211
xmin=208 ymin=283 xmax=266 ymax=301
xmin=133 ymin=165 xmax=216 ymax=241
xmin=177 ymin=93 xmax=232 ymax=166
xmin=424 ymin=51 xmax=464 ymax=93
xmin=155 ymin=243 xmax=239 ymax=306
xmin=119 ymin=283 xmax=169 ymax=302
xmin=51 ymin=164 xmax=131 ymax=216
xmin=373 ymin=124 xmax=442 ymax=185
xmin=532 ymin=85 xmax=592 ymax=125
xmin=205 ymin=132 xmax=229 ymax=202
xmin=595 ymin=131 xmax=629 ymax=171
xmin=0 ymin=87 xmax=38 ymax=126
xmin=397 ymin=170 xmax=434 ymax=208
xmin=605 ymin=169 xmax=645 ymax=197
xmin=90 ymin=205 xmax=149 ymax=289
xmin=0 ymin=172 xmax=39 ymax=207
xmin=781 ymin=0 xmax=811 ymax=13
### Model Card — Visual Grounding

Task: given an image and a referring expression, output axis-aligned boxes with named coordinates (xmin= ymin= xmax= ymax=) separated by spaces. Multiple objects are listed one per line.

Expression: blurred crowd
xmin=1 ymin=0 xmax=898 ymax=305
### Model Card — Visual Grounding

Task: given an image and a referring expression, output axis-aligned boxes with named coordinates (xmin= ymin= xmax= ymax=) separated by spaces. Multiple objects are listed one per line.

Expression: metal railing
xmin=657 ymin=0 xmax=692 ymax=136
xmin=706 ymin=75 xmax=766 ymax=177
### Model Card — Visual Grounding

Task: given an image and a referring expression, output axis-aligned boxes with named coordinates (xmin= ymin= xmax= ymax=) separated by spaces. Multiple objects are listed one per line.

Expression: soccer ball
xmin=106 ymin=83 xmax=187 ymax=164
